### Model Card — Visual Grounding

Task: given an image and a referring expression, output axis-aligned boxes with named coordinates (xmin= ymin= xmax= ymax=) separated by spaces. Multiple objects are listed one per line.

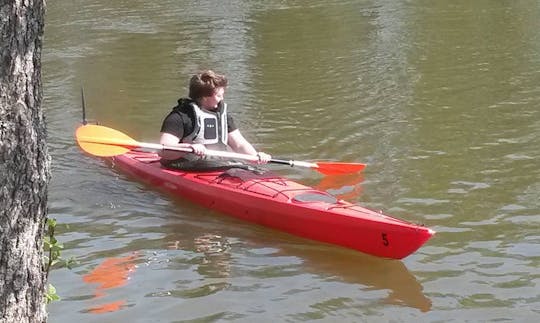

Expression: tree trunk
xmin=0 ymin=1 xmax=49 ymax=322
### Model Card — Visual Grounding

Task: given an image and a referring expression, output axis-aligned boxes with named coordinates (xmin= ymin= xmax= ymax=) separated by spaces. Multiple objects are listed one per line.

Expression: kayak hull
xmin=110 ymin=152 xmax=434 ymax=259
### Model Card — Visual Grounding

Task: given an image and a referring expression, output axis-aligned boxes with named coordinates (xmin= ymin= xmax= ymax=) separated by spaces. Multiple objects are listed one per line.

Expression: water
xmin=44 ymin=0 xmax=540 ymax=321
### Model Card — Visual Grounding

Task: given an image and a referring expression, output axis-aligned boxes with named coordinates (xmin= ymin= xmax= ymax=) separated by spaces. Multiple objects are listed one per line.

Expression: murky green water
xmin=44 ymin=1 xmax=540 ymax=321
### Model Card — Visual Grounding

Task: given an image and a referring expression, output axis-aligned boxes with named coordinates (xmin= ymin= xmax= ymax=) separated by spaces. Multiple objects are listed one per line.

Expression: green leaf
xmin=45 ymin=283 xmax=60 ymax=304
xmin=47 ymin=218 xmax=57 ymax=228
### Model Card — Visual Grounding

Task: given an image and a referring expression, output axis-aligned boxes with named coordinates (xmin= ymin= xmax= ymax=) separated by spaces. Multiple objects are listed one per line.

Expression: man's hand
xmin=190 ymin=144 xmax=206 ymax=156
xmin=256 ymin=152 xmax=272 ymax=164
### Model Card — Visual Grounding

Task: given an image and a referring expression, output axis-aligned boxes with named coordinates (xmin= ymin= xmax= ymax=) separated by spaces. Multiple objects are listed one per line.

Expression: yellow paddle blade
xmin=75 ymin=125 xmax=140 ymax=157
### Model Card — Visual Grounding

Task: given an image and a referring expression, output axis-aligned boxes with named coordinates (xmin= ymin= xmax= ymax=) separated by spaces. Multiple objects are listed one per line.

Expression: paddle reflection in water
xmin=315 ymin=172 xmax=365 ymax=202
xmin=82 ymin=253 xmax=138 ymax=313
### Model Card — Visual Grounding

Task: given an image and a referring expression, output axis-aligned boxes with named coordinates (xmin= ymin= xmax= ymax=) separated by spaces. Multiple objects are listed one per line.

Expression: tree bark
xmin=0 ymin=1 xmax=49 ymax=322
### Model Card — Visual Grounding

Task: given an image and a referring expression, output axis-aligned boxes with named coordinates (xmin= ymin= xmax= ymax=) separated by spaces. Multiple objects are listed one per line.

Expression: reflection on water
xmin=82 ymin=253 xmax=138 ymax=314
xmin=315 ymin=172 xmax=365 ymax=202
xmin=289 ymin=247 xmax=432 ymax=313
xmin=161 ymin=221 xmax=431 ymax=313
xmin=168 ymin=233 xmax=232 ymax=279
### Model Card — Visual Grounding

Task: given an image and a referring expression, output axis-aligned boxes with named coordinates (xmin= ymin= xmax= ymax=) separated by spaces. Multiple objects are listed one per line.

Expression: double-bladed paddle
xmin=75 ymin=124 xmax=366 ymax=175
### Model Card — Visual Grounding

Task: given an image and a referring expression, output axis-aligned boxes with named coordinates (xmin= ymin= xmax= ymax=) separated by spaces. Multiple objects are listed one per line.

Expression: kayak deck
xmin=110 ymin=151 xmax=434 ymax=259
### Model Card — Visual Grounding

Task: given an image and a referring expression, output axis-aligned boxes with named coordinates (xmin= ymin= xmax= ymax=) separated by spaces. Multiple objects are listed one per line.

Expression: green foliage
xmin=43 ymin=218 xmax=78 ymax=304
xmin=45 ymin=284 xmax=60 ymax=304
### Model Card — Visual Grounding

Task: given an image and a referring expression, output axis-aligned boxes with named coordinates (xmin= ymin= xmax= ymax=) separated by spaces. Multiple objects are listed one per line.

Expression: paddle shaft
xmin=136 ymin=142 xmax=317 ymax=168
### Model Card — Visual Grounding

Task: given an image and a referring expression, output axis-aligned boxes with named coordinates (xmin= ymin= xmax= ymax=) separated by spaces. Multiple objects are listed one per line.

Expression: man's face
xmin=200 ymin=87 xmax=225 ymax=109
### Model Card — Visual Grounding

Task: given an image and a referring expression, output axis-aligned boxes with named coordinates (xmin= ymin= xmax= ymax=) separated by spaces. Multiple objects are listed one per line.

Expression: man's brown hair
xmin=189 ymin=70 xmax=228 ymax=100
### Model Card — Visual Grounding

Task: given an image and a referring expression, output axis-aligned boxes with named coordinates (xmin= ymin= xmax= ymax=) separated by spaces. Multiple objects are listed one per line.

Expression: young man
xmin=159 ymin=70 xmax=271 ymax=170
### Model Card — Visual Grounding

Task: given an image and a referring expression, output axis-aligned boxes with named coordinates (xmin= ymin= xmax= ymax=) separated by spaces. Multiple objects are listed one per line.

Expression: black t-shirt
xmin=160 ymin=101 xmax=237 ymax=141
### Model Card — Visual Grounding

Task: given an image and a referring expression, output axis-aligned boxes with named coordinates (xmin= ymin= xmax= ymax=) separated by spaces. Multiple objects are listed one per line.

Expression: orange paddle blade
xmin=314 ymin=162 xmax=366 ymax=175
xmin=76 ymin=124 xmax=140 ymax=157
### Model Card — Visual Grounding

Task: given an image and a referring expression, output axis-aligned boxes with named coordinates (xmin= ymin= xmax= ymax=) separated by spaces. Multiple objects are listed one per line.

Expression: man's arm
xmin=227 ymin=129 xmax=257 ymax=155
xmin=228 ymin=129 xmax=271 ymax=163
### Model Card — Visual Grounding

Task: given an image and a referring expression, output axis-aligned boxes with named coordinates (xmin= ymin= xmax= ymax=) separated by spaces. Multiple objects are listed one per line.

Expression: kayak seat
xmin=292 ymin=192 xmax=338 ymax=204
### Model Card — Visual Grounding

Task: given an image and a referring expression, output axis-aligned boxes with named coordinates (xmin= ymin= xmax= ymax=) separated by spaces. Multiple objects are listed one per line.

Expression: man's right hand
xmin=190 ymin=143 xmax=206 ymax=156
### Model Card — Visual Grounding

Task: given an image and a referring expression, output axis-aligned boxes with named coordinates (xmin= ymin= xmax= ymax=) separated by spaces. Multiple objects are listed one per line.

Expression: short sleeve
xmin=160 ymin=112 xmax=184 ymax=139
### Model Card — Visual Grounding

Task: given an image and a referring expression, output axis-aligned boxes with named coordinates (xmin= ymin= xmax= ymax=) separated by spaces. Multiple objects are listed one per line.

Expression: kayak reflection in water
xmin=159 ymin=70 xmax=271 ymax=171
xmin=82 ymin=253 xmax=138 ymax=314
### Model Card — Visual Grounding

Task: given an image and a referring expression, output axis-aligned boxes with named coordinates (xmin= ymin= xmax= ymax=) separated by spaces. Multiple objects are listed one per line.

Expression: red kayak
xmin=108 ymin=151 xmax=434 ymax=259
